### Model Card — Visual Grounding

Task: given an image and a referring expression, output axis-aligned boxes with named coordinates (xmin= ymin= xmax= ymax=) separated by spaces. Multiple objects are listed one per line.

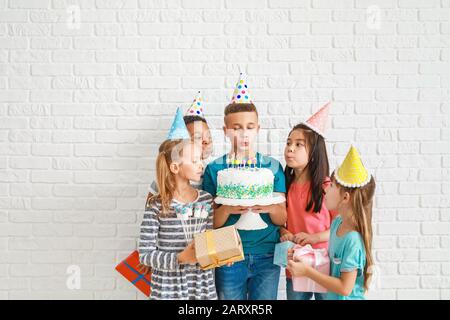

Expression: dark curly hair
xmin=183 ymin=115 xmax=207 ymax=125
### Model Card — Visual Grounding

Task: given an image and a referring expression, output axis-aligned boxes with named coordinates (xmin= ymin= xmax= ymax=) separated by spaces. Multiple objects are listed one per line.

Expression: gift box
xmin=115 ymin=250 xmax=152 ymax=297
xmin=194 ymin=226 xmax=244 ymax=270
xmin=292 ymin=244 xmax=330 ymax=293
xmin=273 ymin=241 xmax=296 ymax=268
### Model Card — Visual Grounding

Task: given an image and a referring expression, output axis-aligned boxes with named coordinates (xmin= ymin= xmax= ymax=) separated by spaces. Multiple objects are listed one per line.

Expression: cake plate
xmin=214 ymin=194 xmax=286 ymax=231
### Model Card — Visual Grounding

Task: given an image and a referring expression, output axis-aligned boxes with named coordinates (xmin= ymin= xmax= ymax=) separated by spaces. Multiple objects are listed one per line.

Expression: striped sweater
xmin=138 ymin=190 xmax=217 ymax=300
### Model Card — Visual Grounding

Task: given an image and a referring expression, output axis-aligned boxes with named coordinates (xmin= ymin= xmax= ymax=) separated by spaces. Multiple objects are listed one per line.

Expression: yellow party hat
xmin=335 ymin=145 xmax=371 ymax=188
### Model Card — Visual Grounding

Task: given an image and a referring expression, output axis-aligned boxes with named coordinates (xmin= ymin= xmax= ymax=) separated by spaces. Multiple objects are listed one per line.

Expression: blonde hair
xmin=332 ymin=173 xmax=376 ymax=291
xmin=149 ymin=139 xmax=187 ymax=215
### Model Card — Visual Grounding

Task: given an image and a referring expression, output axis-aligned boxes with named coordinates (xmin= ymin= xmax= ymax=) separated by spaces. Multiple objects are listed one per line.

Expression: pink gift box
xmin=292 ymin=244 xmax=330 ymax=293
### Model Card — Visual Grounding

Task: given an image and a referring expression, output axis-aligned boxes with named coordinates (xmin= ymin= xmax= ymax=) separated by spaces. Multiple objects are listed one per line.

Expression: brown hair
xmin=183 ymin=115 xmax=207 ymax=125
xmin=332 ymin=173 xmax=376 ymax=292
xmin=285 ymin=123 xmax=330 ymax=213
xmin=149 ymin=139 xmax=187 ymax=215
xmin=224 ymin=103 xmax=258 ymax=117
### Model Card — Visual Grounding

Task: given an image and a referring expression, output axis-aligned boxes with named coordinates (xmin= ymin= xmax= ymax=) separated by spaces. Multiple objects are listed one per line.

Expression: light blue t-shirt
xmin=327 ymin=215 xmax=366 ymax=300
xmin=202 ymin=152 xmax=286 ymax=255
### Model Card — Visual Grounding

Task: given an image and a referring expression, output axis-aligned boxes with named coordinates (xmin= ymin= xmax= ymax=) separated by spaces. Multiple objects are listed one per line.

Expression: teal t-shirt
xmin=202 ymin=153 xmax=286 ymax=255
xmin=327 ymin=215 xmax=366 ymax=300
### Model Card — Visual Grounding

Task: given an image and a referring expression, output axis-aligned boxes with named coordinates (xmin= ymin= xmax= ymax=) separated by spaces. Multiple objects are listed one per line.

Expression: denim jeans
xmin=286 ymin=278 xmax=327 ymax=300
xmin=215 ymin=253 xmax=280 ymax=300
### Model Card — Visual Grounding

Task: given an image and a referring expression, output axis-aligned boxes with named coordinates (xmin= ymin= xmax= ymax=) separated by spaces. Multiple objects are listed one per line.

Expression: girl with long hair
xmin=138 ymin=139 xmax=217 ymax=300
xmin=280 ymin=104 xmax=335 ymax=300
xmin=287 ymin=145 xmax=376 ymax=300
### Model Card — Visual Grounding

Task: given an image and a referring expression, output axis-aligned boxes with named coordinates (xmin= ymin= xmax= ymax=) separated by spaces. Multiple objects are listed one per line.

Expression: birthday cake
xmin=217 ymin=167 xmax=274 ymax=200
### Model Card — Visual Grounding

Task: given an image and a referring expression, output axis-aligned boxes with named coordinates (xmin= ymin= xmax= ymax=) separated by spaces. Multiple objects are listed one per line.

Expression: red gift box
xmin=115 ymin=250 xmax=152 ymax=297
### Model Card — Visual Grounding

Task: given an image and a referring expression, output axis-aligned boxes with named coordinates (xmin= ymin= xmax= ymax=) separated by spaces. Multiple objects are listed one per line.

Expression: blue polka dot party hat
xmin=167 ymin=107 xmax=190 ymax=140
xmin=230 ymin=73 xmax=253 ymax=104
xmin=185 ymin=91 xmax=205 ymax=118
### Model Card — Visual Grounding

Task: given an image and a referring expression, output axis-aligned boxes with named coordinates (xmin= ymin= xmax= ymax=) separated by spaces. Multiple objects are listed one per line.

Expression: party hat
xmin=185 ymin=91 xmax=205 ymax=118
xmin=230 ymin=73 xmax=253 ymax=104
xmin=302 ymin=102 xmax=331 ymax=138
xmin=167 ymin=107 xmax=190 ymax=140
xmin=335 ymin=145 xmax=371 ymax=188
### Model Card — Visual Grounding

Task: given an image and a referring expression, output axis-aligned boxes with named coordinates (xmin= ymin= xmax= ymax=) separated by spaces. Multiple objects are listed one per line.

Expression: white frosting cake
xmin=217 ymin=168 xmax=275 ymax=199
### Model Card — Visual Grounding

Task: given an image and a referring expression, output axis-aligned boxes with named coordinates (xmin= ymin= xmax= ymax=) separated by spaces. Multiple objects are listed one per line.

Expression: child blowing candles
xmin=281 ymin=103 xmax=336 ymax=301
xmin=138 ymin=108 xmax=217 ymax=300
xmin=202 ymin=74 xmax=287 ymax=300
xmin=287 ymin=146 xmax=376 ymax=300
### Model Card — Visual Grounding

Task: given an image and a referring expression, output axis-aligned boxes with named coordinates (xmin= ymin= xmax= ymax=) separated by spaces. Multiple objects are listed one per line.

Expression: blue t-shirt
xmin=202 ymin=153 xmax=286 ymax=255
xmin=327 ymin=215 xmax=366 ymax=300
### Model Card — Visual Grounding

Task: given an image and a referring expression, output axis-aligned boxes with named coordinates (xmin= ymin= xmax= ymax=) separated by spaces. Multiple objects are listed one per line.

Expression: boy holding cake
xmin=202 ymin=73 xmax=287 ymax=300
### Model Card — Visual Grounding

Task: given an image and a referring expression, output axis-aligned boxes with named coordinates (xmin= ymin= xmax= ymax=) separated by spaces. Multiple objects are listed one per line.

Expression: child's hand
xmin=294 ymin=232 xmax=319 ymax=246
xmin=250 ymin=205 xmax=273 ymax=214
xmin=286 ymin=259 xmax=309 ymax=277
xmin=280 ymin=232 xmax=294 ymax=242
xmin=137 ymin=263 xmax=151 ymax=275
xmin=224 ymin=205 xmax=250 ymax=215
xmin=287 ymin=248 xmax=295 ymax=261
xmin=177 ymin=241 xmax=197 ymax=265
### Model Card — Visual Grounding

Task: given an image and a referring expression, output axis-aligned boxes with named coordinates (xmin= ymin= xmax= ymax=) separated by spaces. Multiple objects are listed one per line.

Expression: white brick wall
xmin=0 ymin=0 xmax=449 ymax=300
